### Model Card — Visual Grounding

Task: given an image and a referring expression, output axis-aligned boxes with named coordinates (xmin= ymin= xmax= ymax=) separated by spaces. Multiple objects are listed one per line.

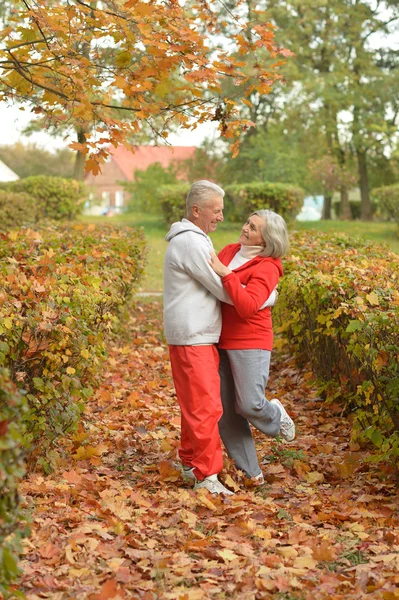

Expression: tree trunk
xmin=339 ymin=186 xmax=352 ymax=220
xmin=357 ymin=149 xmax=372 ymax=220
xmin=73 ymin=127 xmax=86 ymax=181
xmin=322 ymin=194 xmax=332 ymax=219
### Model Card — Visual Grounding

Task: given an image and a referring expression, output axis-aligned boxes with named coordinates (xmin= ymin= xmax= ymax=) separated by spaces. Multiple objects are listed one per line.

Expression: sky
xmin=0 ymin=101 xmax=217 ymax=151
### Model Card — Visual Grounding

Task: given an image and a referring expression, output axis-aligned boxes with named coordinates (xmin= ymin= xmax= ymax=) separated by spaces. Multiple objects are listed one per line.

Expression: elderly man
xmin=163 ymin=180 xmax=233 ymax=495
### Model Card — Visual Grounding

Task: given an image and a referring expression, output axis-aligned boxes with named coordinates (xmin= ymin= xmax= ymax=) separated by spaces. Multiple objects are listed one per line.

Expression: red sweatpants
xmin=169 ymin=345 xmax=223 ymax=480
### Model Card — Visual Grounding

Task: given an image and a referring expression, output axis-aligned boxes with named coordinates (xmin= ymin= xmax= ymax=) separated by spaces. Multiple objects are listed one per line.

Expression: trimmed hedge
xmin=275 ymin=231 xmax=399 ymax=462
xmin=224 ymin=182 xmax=304 ymax=223
xmin=1 ymin=176 xmax=85 ymax=225
xmin=0 ymin=223 xmax=147 ymax=467
xmin=334 ymin=199 xmax=377 ymax=220
xmin=159 ymin=181 xmax=304 ymax=225
xmin=0 ymin=190 xmax=37 ymax=230
xmin=0 ymin=369 xmax=28 ymax=597
xmin=0 ymin=223 xmax=147 ymax=594
xmin=159 ymin=183 xmax=190 ymax=225
xmin=372 ymin=183 xmax=399 ymax=224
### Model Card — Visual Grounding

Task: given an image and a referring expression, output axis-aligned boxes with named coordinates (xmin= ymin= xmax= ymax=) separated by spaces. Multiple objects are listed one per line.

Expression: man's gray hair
xmin=186 ymin=180 xmax=225 ymax=214
xmin=252 ymin=209 xmax=289 ymax=258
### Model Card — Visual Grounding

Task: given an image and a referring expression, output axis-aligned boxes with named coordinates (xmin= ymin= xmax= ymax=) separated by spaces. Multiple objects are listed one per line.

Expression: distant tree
xmin=220 ymin=116 xmax=316 ymax=191
xmin=261 ymin=0 xmax=399 ymax=220
xmin=123 ymin=162 xmax=180 ymax=213
xmin=0 ymin=143 xmax=74 ymax=179
xmin=308 ymin=154 xmax=357 ymax=220
xmin=183 ymin=143 xmax=225 ymax=185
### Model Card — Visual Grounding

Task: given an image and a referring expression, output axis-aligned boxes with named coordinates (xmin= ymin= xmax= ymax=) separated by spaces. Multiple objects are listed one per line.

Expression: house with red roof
xmin=84 ymin=145 xmax=196 ymax=214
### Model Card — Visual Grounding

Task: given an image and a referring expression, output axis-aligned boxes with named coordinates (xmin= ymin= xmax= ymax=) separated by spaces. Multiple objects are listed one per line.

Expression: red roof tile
xmin=110 ymin=145 xmax=197 ymax=181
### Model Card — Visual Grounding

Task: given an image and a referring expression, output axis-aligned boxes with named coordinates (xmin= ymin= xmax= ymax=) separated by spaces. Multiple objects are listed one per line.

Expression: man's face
xmin=194 ymin=196 xmax=224 ymax=234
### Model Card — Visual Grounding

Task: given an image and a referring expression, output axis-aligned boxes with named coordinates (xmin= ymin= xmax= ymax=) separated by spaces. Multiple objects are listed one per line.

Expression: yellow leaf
xmin=160 ymin=438 xmax=174 ymax=452
xmin=293 ymin=556 xmax=318 ymax=569
xmin=217 ymin=548 xmax=239 ymax=562
xmin=277 ymin=546 xmax=298 ymax=559
xmin=65 ymin=544 xmax=75 ymax=564
xmin=8 ymin=231 xmax=18 ymax=241
xmin=305 ymin=471 xmax=325 ymax=483
xmin=66 ymin=367 xmax=76 ymax=375
xmin=100 ymin=498 xmax=132 ymax=521
xmin=69 ymin=567 xmax=90 ymax=578
xmin=72 ymin=444 xmax=108 ymax=460
xmin=311 ymin=541 xmax=337 ymax=561
xmin=72 ymin=446 xmax=87 ymax=460
xmin=223 ymin=474 xmax=240 ymax=492
xmin=3 ymin=317 xmax=13 ymax=330
xmin=179 ymin=510 xmax=197 ymax=527
xmin=108 ymin=557 xmax=125 ymax=571
xmin=366 ymin=291 xmax=379 ymax=306
xmin=196 ymin=490 xmax=217 ymax=511
xmin=253 ymin=528 xmax=272 ymax=540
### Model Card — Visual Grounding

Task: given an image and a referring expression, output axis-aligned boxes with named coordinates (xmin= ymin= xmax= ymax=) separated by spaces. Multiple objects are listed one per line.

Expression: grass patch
xmin=81 ymin=213 xmax=399 ymax=293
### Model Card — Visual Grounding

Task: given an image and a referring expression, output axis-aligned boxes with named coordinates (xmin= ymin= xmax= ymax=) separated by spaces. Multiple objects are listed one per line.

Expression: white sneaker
xmin=181 ymin=465 xmax=196 ymax=482
xmin=244 ymin=471 xmax=264 ymax=488
xmin=194 ymin=474 xmax=234 ymax=495
xmin=271 ymin=398 xmax=295 ymax=442
xmin=253 ymin=472 xmax=265 ymax=485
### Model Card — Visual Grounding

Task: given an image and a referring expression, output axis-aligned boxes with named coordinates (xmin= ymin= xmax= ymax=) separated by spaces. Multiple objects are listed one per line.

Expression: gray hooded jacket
xmin=163 ymin=219 xmax=232 ymax=345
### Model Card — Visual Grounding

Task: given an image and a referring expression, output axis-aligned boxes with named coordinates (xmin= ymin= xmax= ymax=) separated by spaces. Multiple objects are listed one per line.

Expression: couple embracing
xmin=163 ymin=180 xmax=295 ymax=496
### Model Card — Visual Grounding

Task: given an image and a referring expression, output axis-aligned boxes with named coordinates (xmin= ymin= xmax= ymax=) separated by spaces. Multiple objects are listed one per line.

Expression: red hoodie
xmin=217 ymin=243 xmax=283 ymax=351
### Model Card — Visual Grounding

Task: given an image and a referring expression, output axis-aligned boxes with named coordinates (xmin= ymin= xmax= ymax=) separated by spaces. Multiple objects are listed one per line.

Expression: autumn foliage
xmin=0 ymin=223 xmax=147 ymax=462
xmin=276 ymin=231 xmax=399 ymax=462
xmin=0 ymin=223 xmax=147 ymax=592
xmin=0 ymin=0 xmax=292 ymax=173
xmin=0 ymin=369 xmax=28 ymax=596
xmin=5 ymin=300 xmax=399 ymax=599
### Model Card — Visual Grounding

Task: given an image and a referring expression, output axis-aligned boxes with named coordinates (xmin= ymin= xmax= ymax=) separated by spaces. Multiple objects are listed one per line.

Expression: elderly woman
xmin=209 ymin=209 xmax=295 ymax=484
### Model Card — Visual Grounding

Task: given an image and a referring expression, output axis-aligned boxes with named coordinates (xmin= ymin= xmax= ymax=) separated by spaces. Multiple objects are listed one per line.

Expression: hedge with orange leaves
xmin=0 ymin=223 xmax=147 ymax=469
xmin=0 ymin=223 xmax=146 ymax=593
xmin=275 ymin=231 xmax=399 ymax=463
xmin=0 ymin=369 xmax=28 ymax=596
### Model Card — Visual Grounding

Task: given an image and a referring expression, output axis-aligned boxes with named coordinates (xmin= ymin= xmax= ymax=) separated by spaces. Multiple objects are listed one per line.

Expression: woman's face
xmin=239 ymin=214 xmax=265 ymax=247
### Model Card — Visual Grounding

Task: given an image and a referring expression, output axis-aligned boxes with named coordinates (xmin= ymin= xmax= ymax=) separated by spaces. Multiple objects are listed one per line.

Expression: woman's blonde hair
xmin=252 ymin=209 xmax=289 ymax=258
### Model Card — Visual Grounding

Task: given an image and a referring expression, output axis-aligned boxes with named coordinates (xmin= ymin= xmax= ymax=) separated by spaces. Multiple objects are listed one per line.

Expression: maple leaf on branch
xmin=0 ymin=0 xmax=293 ymax=173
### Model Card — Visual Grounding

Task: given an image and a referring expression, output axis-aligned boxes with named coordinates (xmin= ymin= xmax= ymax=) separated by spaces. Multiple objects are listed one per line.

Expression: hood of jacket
xmin=165 ymin=218 xmax=209 ymax=242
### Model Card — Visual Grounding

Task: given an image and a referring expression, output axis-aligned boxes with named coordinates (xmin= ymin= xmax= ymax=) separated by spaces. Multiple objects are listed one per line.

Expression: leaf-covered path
xmin=17 ymin=300 xmax=399 ymax=600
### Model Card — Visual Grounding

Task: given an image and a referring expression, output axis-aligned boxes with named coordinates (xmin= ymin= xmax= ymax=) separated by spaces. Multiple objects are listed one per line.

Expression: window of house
xmin=115 ymin=190 xmax=124 ymax=212
xmin=101 ymin=191 xmax=111 ymax=207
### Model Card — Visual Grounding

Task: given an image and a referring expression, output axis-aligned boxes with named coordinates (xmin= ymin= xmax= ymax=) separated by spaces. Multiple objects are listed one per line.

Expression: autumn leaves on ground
xmin=17 ymin=300 xmax=399 ymax=600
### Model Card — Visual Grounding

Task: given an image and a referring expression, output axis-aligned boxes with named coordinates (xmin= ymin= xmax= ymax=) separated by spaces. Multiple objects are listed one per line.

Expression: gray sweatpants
xmin=218 ymin=348 xmax=281 ymax=478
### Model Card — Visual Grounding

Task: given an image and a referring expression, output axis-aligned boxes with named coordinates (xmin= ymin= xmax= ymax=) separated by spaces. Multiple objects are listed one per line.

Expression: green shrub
xmin=372 ymin=183 xmax=399 ymax=223
xmin=275 ymin=231 xmax=399 ymax=463
xmin=334 ymin=200 xmax=375 ymax=220
xmin=224 ymin=181 xmax=304 ymax=223
xmin=0 ymin=190 xmax=37 ymax=231
xmin=159 ymin=183 xmax=190 ymax=224
xmin=0 ymin=369 xmax=29 ymax=597
xmin=0 ymin=223 xmax=147 ymax=468
xmin=124 ymin=162 xmax=181 ymax=213
xmin=3 ymin=176 xmax=85 ymax=221
xmin=158 ymin=181 xmax=304 ymax=225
